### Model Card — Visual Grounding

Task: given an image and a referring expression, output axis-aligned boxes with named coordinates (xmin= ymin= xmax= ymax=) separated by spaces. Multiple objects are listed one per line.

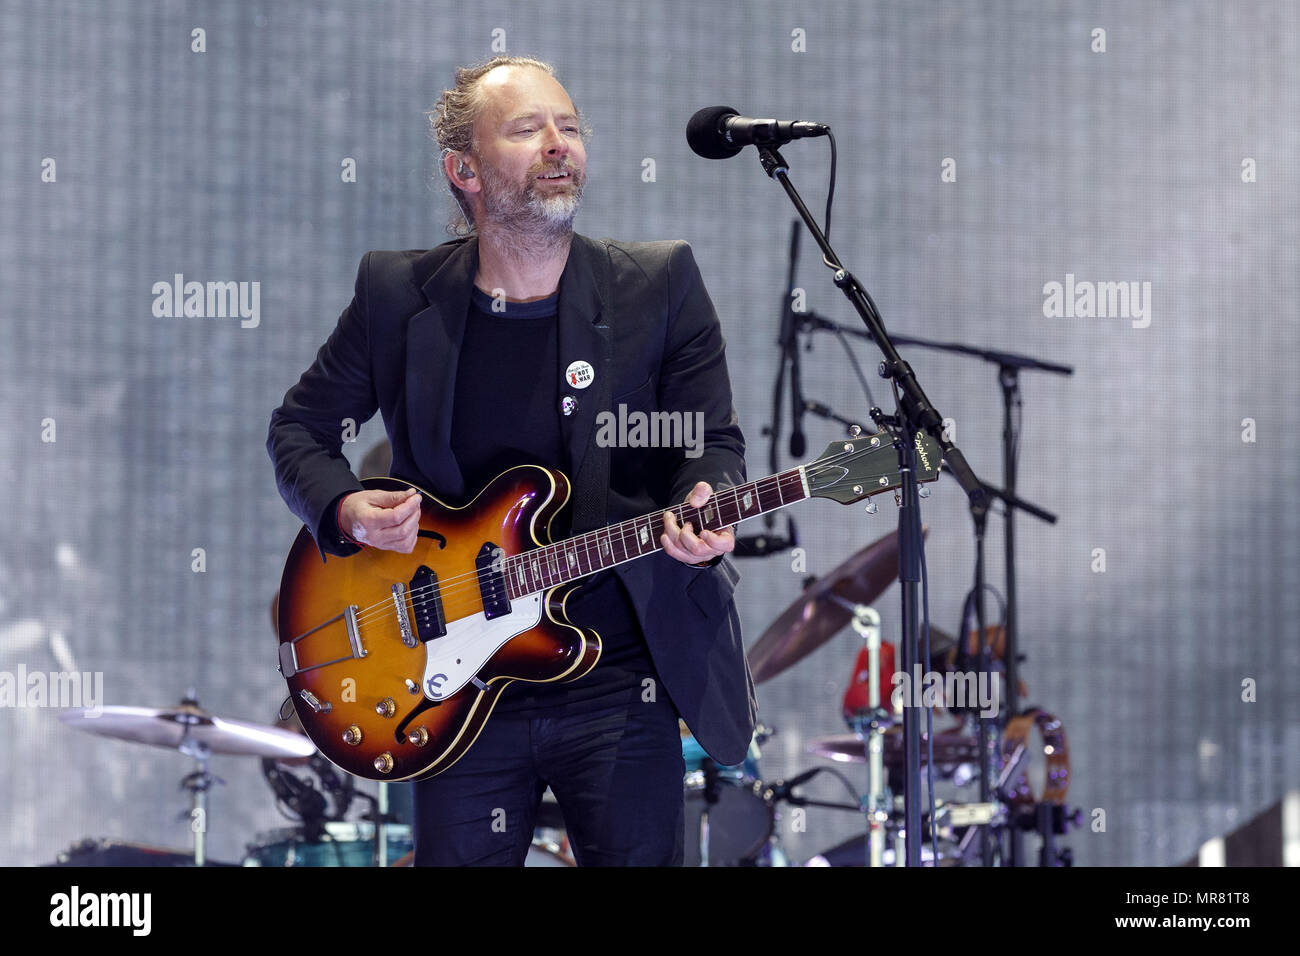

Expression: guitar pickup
xmin=475 ymin=543 xmax=511 ymax=620
xmin=410 ymin=565 xmax=446 ymax=643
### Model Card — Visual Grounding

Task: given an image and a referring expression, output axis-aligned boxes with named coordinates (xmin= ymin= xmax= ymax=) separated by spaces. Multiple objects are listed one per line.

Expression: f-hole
xmin=417 ymin=529 xmax=447 ymax=549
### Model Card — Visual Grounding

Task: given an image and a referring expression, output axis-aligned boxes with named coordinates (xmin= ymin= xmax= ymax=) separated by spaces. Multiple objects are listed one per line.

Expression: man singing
xmin=267 ymin=55 xmax=755 ymax=865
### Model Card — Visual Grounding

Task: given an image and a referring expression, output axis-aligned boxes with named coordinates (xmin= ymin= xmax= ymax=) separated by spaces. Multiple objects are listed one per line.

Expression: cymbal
xmin=58 ymin=701 xmax=318 ymax=760
xmin=748 ymin=527 xmax=926 ymax=684
xmin=807 ymin=729 xmax=980 ymax=768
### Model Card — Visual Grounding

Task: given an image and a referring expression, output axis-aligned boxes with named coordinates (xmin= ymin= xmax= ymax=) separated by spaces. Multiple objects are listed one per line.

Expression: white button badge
xmin=565 ymin=360 xmax=595 ymax=390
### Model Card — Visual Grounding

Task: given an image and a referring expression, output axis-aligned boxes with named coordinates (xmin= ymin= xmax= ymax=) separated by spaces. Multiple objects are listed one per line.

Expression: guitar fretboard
xmin=503 ymin=467 xmax=808 ymax=598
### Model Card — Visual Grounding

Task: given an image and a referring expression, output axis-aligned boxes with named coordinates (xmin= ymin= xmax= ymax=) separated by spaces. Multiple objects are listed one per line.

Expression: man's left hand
xmin=661 ymin=481 xmax=735 ymax=566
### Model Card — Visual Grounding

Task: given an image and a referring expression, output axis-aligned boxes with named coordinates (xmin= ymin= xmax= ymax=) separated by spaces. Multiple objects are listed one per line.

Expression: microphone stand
xmin=753 ymin=144 xmax=987 ymax=867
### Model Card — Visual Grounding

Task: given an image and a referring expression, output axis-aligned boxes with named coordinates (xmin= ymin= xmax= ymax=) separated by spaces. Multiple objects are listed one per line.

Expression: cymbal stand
xmin=177 ymin=729 xmax=220 ymax=867
xmin=833 ymin=597 xmax=892 ymax=867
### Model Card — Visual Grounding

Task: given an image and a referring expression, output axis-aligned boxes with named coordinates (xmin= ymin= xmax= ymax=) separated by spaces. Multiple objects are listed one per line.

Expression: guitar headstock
xmin=804 ymin=430 xmax=943 ymax=504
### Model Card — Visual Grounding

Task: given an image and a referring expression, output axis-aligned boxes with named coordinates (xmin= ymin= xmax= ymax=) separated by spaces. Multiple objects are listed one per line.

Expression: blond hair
xmin=428 ymin=55 xmax=591 ymax=236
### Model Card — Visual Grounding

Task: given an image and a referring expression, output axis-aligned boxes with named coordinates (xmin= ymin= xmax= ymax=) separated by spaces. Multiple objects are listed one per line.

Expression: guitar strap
xmin=570 ymin=238 xmax=615 ymax=535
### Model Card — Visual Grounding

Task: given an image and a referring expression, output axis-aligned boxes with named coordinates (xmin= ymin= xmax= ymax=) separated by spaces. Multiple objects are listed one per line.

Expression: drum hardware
xmin=746 ymin=527 xmax=919 ymax=684
xmin=998 ymin=707 xmax=1077 ymax=866
xmin=832 ymin=598 xmax=892 ymax=866
xmin=937 ymin=801 xmax=1003 ymax=829
xmin=376 ymin=781 xmax=392 ymax=866
xmin=58 ymin=689 xmax=316 ymax=866
xmin=804 ymin=821 xmax=956 ymax=867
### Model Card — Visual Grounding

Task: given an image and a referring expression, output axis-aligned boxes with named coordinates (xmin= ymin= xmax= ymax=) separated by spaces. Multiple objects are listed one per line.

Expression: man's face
xmin=465 ymin=66 xmax=587 ymax=233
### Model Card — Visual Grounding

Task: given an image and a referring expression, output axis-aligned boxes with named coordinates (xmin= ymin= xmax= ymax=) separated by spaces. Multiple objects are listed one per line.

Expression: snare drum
xmin=683 ymin=769 xmax=774 ymax=866
xmin=679 ymin=723 xmax=772 ymax=866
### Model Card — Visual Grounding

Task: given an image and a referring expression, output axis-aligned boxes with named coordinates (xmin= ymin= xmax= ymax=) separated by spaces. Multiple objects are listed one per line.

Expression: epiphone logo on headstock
xmin=914 ymin=431 xmax=933 ymax=473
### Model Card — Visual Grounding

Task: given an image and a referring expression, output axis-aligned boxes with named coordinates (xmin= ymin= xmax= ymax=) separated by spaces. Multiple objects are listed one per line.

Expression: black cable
xmin=920 ymin=497 xmax=940 ymax=865
xmin=817 ymin=765 xmax=864 ymax=809
xmin=829 ymin=325 xmax=879 ymax=413
xmin=822 ymin=129 xmax=837 ymax=245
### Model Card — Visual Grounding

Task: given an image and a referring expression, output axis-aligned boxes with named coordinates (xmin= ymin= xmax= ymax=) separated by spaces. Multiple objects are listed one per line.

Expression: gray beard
xmin=476 ymin=163 xmax=583 ymax=262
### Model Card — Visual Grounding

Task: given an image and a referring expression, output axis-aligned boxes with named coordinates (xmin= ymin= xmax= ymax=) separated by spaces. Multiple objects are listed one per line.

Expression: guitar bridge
xmin=278 ymin=604 xmax=365 ymax=678
xmin=392 ymin=583 xmax=416 ymax=647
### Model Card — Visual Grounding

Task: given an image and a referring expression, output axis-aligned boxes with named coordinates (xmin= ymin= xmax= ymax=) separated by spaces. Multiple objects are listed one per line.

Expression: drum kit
xmin=673 ymin=525 xmax=1079 ymax=866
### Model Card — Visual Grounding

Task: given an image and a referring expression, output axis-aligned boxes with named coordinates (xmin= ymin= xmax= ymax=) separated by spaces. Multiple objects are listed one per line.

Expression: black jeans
xmin=411 ymin=687 xmax=685 ymax=866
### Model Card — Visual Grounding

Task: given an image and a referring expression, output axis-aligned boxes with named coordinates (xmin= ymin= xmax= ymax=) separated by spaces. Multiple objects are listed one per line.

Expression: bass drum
xmin=243 ymin=822 xmax=413 ymax=867
xmin=385 ymin=838 xmax=575 ymax=867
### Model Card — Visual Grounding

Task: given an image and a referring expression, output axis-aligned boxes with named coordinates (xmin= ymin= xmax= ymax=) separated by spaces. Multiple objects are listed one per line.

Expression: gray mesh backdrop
xmin=1 ymin=0 xmax=1296 ymax=867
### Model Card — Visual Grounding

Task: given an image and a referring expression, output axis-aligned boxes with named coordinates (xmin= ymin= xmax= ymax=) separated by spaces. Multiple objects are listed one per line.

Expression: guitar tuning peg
xmin=894 ymin=492 xmax=902 ymax=507
xmin=918 ymin=486 xmax=931 ymax=498
xmin=864 ymin=500 xmax=878 ymax=515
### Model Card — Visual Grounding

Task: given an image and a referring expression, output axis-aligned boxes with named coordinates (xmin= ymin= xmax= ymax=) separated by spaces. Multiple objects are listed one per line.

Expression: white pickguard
xmin=420 ymin=593 xmax=544 ymax=700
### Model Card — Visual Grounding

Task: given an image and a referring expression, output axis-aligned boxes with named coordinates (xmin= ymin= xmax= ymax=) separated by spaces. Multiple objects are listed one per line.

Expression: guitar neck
xmin=504 ymin=466 xmax=809 ymax=598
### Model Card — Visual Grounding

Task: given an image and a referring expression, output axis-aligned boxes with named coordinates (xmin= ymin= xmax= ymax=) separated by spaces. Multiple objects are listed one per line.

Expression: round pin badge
xmin=560 ymin=395 xmax=578 ymax=417
xmin=565 ymin=360 xmax=595 ymax=390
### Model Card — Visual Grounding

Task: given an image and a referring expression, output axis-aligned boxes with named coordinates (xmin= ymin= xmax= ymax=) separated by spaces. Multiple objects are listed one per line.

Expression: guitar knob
xmin=342 ymin=725 xmax=363 ymax=746
xmin=373 ymin=753 xmax=394 ymax=774
xmin=375 ymin=697 xmax=396 ymax=718
xmin=407 ymin=727 xmax=429 ymax=747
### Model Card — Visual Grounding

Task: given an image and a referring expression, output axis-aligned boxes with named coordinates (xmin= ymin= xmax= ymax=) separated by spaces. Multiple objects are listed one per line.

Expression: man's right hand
xmin=338 ymin=488 xmax=422 ymax=552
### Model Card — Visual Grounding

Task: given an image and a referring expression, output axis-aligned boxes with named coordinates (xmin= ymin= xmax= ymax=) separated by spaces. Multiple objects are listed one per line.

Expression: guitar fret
xmin=577 ymin=533 xmax=591 ymax=576
xmin=507 ymin=457 xmax=856 ymax=596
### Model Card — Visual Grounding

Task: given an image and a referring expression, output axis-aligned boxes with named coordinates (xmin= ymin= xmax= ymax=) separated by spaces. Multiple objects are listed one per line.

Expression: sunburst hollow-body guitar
xmin=275 ymin=430 xmax=942 ymax=781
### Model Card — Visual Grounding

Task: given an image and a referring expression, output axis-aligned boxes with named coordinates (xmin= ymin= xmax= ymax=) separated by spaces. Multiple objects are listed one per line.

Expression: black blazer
xmin=267 ymin=233 xmax=758 ymax=766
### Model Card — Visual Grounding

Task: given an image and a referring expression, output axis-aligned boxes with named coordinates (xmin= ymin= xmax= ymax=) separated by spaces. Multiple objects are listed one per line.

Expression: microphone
xmin=687 ymin=106 xmax=829 ymax=160
xmin=764 ymin=766 xmax=826 ymax=804
xmin=789 ymin=353 xmax=806 ymax=458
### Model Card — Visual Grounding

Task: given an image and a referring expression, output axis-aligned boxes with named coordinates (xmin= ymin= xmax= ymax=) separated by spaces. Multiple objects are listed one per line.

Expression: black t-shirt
xmin=449 ymin=286 xmax=658 ymax=715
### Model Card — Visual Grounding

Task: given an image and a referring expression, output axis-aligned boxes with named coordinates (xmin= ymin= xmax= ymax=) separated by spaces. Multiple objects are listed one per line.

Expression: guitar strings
xmin=347 ymin=457 xmax=919 ymax=634
xmin=344 ymin=450 xmax=924 ymax=633
xmin=333 ymin=443 xmax=931 ymax=634
xmin=344 ymin=452 xmax=857 ymax=629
